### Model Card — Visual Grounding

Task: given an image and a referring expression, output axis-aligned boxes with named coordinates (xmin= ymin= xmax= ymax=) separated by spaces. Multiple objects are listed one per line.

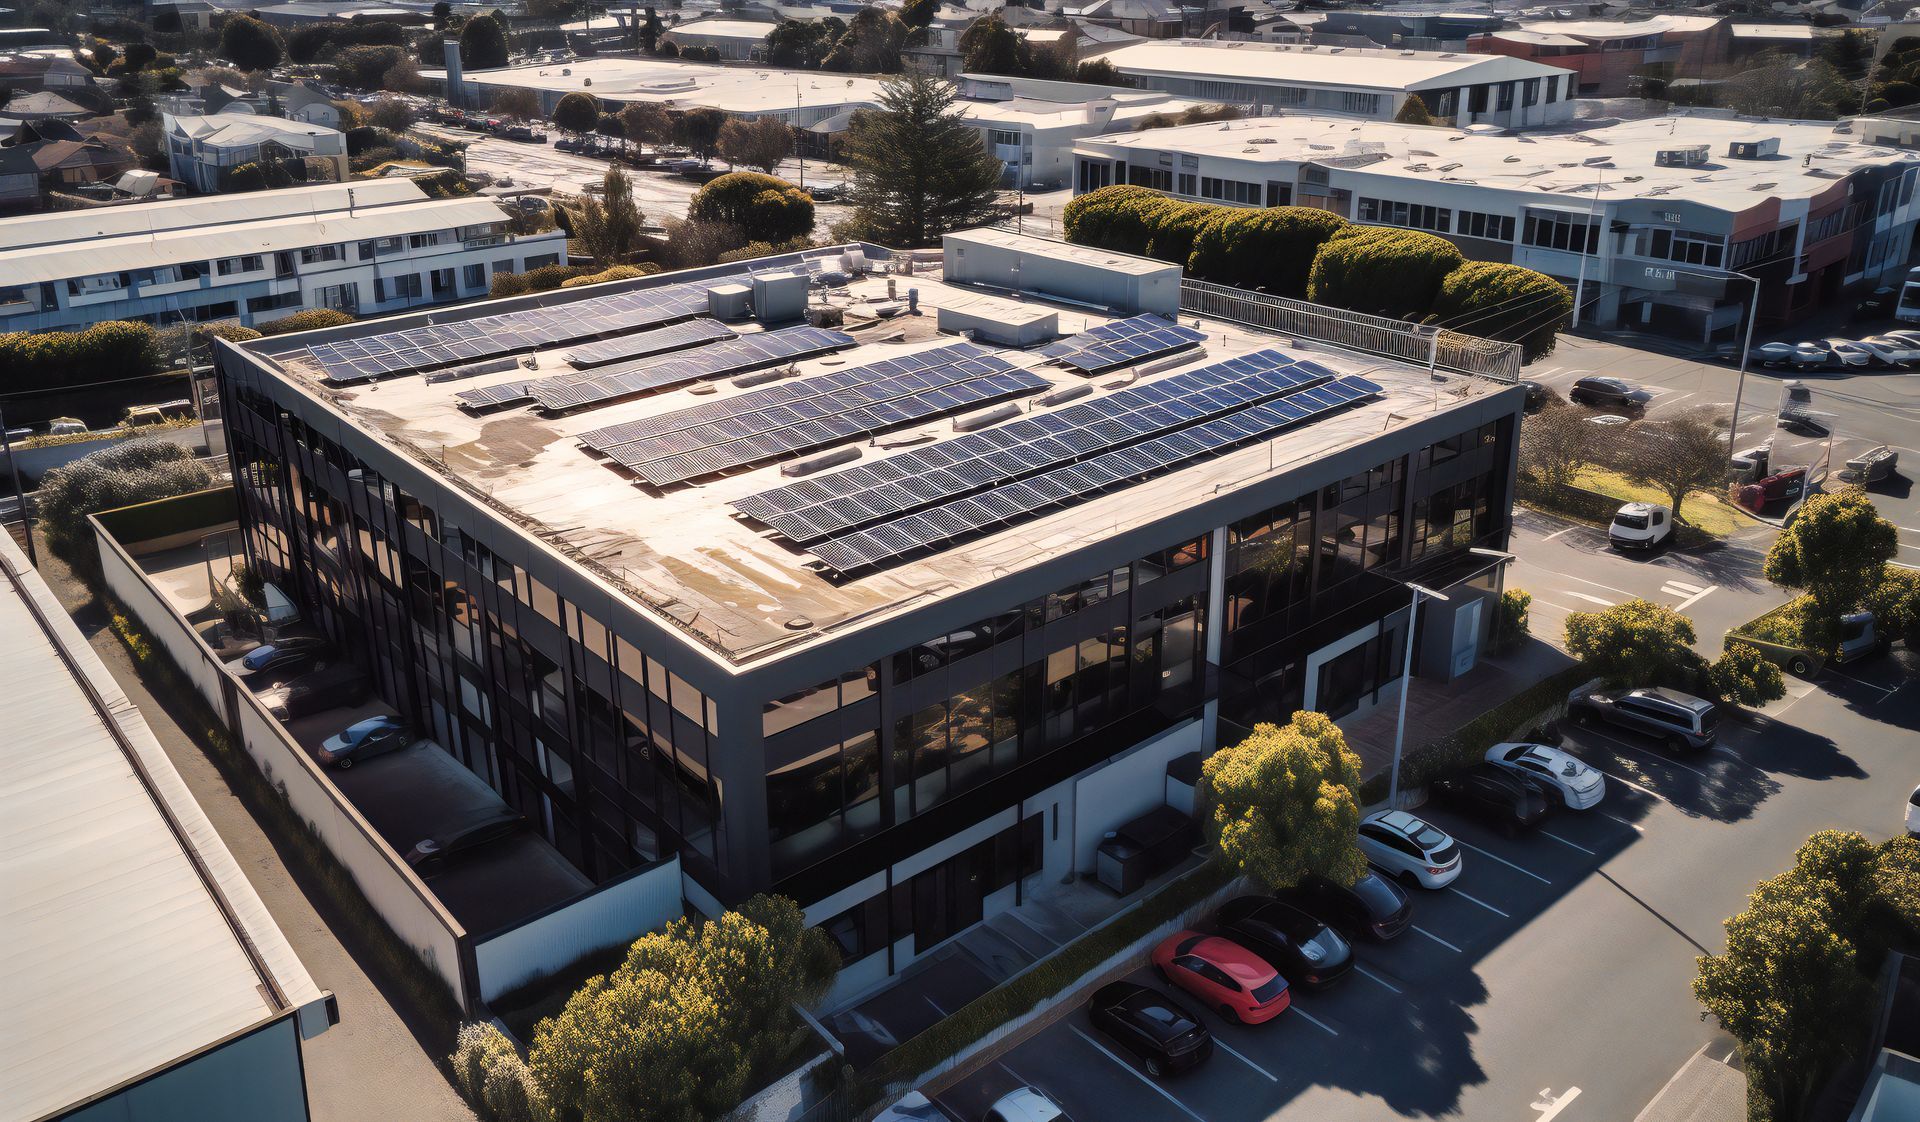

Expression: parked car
xmin=1608 ymin=501 xmax=1673 ymax=551
xmin=405 ymin=806 xmax=529 ymax=875
xmin=1750 ymin=341 xmax=1828 ymax=369
xmin=873 ymin=1092 xmax=954 ymax=1121
xmin=1152 ymin=930 xmax=1291 ymax=1024
xmin=1569 ymin=687 xmax=1718 ymax=751
xmin=239 ymin=635 xmax=330 ymax=678
xmin=983 ymin=1086 xmax=1072 ymax=1122
xmin=1908 ymin=783 xmax=1920 ymax=839
xmin=1821 ymin=338 xmax=1876 ymax=368
xmin=1273 ymin=870 xmax=1412 ymax=941
xmin=555 ymin=135 xmax=583 ymax=151
xmin=1569 ymin=376 xmax=1651 ymax=410
xmin=317 ymin=714 xmax=413 ymax=768
xmin=1356 ymin=810 xmax=1461 ymax=889
xmin=1428 ymin=764 xmax=1552 ymax=834
xmin=1880 ymin=329 xmax=1920 ymax=351
xmin=1857 ymin=336 xmax=1920 ymax=366
xmin=1854 ymin=286 xmax=1899 ymax=320
xmin=254 ymin=662 xmax=370 ymax=721
xmin=1212 ymin=896 xmax=1355 ymax=989
xmin=1087 ymin=981 xmax=1213 ymax=1077
xmin=1520 ymin=380 xmax=1550 ymax=412
xmin=1485 ymin=742 xmax=1605 ymax=809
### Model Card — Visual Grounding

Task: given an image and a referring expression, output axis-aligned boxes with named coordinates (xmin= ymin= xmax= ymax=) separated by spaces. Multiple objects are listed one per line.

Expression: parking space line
xmin=1582 ymin=729 xmax=1714 ymax=779
xmin=1451 ymin=839 xmax=1553 ymax=885
xmin=1542 ymin=526 xmax=1576 ymax=541
xmin=1005 ymin=906 xmax=1063 ymax=948
xmin=1675 ymin=584 xmax=1718 ymax=611
xmin=1559 ymin=571 xmax=1643 ymax=600
xmin=1068 ymin=1026 xmax=1208 ymax=1122
xmin=1599 ymin=810 xmax=1647 ymax=833
xmin=1211 ymin=1036 xmax=1280 ymax=1082
xmin=1353 ymin=964 xmax=1403 ymax=994
xmin=1590 ymin=766 xmax=1676 ymax=807
xmin=1563 ymin=591 xmax=1616 ymax=607
xmin=1447 ymin=886 xmax=1511 ymax=918
xmin=1413 ymin=924 xmax=1464 ymax=953
xmin=1291 ymin=1007 xmax=1340 ymax=1037
xmin=1539 ymin=829 xmax=1599 ymax=855
xmin=924 ymin=995 xmax=950 ymax=1018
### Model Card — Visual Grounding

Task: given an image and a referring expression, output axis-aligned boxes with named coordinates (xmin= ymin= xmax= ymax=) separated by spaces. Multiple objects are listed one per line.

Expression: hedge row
xmin=0 ymin=321 xmax=164 ymax=390
xmin=1355 ymin=665 xmax=1593 ymax=805
xmin=1062 ymin=186 xmax=1570 ymax=360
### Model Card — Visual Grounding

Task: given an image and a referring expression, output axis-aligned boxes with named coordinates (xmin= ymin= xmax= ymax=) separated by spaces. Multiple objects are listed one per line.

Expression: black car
xmin=1520 ymin=380 xmax=1551 ymax=412
xmin=1570 ymin=686 xmax=1718 ymax=751
xmin=1855 ymin=286 xmax=1898 ymax=321
xmin=258 ymin=662 xmax=370 ymax=721
xmin=1087 ymin=982 xmax=1213 ymax=1078
xmin=406 ymin=806 xmax=529 ymax=875
xmin=239 ymin=635 xmax=331 ymax=679
xmin=1428 ymin=764 xmax=1552 ymax=833
xmin=1213 ymin=896 xmax=1355 ymax=989
xmin=1274 ymin=870 xmax=1412 ymax=942
xmin=1569 ymin=376 xmax=1652 ymax=411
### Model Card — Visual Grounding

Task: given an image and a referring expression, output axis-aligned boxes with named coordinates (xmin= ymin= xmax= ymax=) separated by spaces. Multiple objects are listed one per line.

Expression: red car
xmin=1152 ymin=930 xmax=1291 ymax=1024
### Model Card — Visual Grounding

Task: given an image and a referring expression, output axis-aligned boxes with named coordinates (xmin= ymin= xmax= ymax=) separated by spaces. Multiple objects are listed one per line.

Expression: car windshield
xmin=1251 ymin=977 xmax=1288 ymax=1004
xmin=1409 ymin=822 xmax=1447 ymax=850
xmin=1614 ymin=513 xmax=1649 ymax=530
xmin=1299 ymin=926 xmax=1346 ymax=964
xmin=1350 ymin=873 xmax=1402 ymax=914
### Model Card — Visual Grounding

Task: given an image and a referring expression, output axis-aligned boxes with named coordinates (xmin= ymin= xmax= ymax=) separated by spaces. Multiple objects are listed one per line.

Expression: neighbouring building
xmin=208 ymin=237 xmax=1521 ymax=1002
xmin=660 ymin=17 xmax=780 ymax=60
xmin=1081 ymin=38 xmax=1578 ymax=129
xmin=0 ymin=529 xmax=335 ymax=1122
xmin=1469 ymin=15 xmax=1731 ymax=98
xmin=1071 ymin=112 xmax=1920 ymax=342
xmin=1277 ymin=8 xmax=1506 ymax=51
xmin=163 ymin=112 xmax=351 ymax=194
xmin=952 ymin=73 xmax=1217 ymax=189
xmin=0 ymin=178 xmax=568 ymax=332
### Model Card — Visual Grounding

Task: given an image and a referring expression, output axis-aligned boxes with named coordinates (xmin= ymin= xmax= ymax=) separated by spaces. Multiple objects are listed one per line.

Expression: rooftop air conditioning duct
xmin=1727 ymin=137 xmax=1780 ymax=160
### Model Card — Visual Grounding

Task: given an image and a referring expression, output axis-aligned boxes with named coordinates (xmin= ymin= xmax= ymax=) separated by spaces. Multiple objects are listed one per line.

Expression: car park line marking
xmin=1533 ymin=1085 xmax=1583 ymax=1120
xmin=1067 ymin=1027 xmax=1208 ymax=1122
xmin=1541 ymin=527 xmax=1577 ymax=541
xmin=1674 ymin=584 xmax=1718 ymax=611
xmin=1558 ymin=571 xmax=1642 ymax=599
xmin=1825 ymin=666 xmax=1902 ymax=698
xmin=1660 ymin=579 xmax=1707 ymax=596
xmin=1451 ymin=839 xmax=1553 ymax=885
xmin=1353 ymin=964 xmax=1403 ymax=994
xmin=1412 ymin=925 xmax=1464 ymax=953
xmin=1529 ymin=596 xmax=1587 ymax=615
xmin=1291 ymin=1007 xmax=1341 ymax=1037
xmin=1563 ymin=591 xmax=1616 ymax=607
xmin=1005 ymin=906 xmax=1063 ymax=948
xmin=1580 ymin=730 xmax=1715 ymax=779
xmin=1597 ymin=811 xmax=1646 ymax=833
xmin=924 ymin=995 xmax=950 ymax=1017
xmin=1590 ymin=766 xmax=1676 ymax=807
xmin=1211 ymin=1036 xmax=1280 ymax=1081
xmin=1448 ymin=886 xmax=1511 ymax=917
xmin=1539 ymin=829 xmax=1598 ymax=855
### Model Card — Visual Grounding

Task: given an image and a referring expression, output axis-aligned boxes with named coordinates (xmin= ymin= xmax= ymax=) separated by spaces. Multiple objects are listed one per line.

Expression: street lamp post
xmin=1724 ymin=269 xmax=1761 ymax=460
xmin=1387 ymin=581 xmax=1448 ymax=812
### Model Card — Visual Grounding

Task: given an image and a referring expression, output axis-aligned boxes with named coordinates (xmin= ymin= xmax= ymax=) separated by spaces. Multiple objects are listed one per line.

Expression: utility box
xmin=751 ymin=272 xmax=809 ymax=324
xmin=937 ymin=292 xmax=1058 ymax=346
xmin=707 ymin=283 xmax=751 ymax=321
xmin=1094 ymin=804 xmax=1196 ymax=896
xmin=943 ymin=227 xmax=1181 ymax=317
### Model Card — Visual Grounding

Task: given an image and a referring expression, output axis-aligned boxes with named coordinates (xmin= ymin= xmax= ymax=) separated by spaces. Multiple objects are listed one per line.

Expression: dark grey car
xmin=1570 ymin=687 xmax=1718 ymax=750
xmin=1569 ymin=376 xmax=1652 ymax=411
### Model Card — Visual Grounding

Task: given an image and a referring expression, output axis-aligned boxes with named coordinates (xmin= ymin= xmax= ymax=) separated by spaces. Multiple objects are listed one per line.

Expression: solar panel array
xmin=734 ymin=349 xmax=1339 ymax=544
xmin=803 ymin=374 xmax=1382 ymax=573
xmin=565 ymin=317 xmax=737 ymax=368
xmin=1038 ymin=314 xmax=1207 ymax=376
xmin=454 ymin=379 xmax=536 ymax=412
xmin=529 ymin=326 xmax=856 ymax=414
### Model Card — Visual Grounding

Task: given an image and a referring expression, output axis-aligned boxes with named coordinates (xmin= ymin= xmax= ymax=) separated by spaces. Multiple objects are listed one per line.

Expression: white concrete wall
xmin=472 ymin=854 xmax=683 ymax=1002
xmin=1071 ymin=718 xmax=1205 ymax=872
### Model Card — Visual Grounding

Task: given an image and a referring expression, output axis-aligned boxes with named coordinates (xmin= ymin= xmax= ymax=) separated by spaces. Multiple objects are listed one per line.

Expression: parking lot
xmin=931 ymin=646 xmax=1918 ymax=1122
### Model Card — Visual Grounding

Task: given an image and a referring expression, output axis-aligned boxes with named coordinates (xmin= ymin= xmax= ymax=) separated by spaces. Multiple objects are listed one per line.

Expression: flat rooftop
xmin=251 ymin=249 xmax=1501 ymax=669
xmin=1076 ymin=113 xmax=1920 ymax=212
xmin=422 ymin=55 xmax=885 ymax=115
xmin=0 ymin=533 xmax=325 ymax=1121
xmin=1088 ymin=38 xmax=1572 ymax=91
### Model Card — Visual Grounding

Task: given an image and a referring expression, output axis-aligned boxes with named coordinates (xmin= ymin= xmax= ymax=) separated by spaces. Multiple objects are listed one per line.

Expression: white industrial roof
xmin=1729 ymin=22 xmax=1816 ymax=39
xmin=1075 ymin=113 xmax=1920 ymax=212
xmin=1092 ymin=38 xmax=1573 ymax=92
xmin=0 ymin=178 xmax=421 ymax=252
xmin=1513 ymin=15 xmax=1723 ymax=38
xmin=0 ymin=180 xmax=512 ymax=284
xmin=169 ymin=110 xmax=341 ymax=147
xmin=663 ymin=17 xmax=779 ymax=40
xmin=423 ymin=55 xmax=886 ymax=115
xmin=1487 ymin=29 xmax=1587 ymax=46
xmin=0 ymin=532 xmax=326 ymax=1122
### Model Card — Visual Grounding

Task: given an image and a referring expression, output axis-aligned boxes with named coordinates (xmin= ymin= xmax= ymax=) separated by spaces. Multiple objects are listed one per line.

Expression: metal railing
xmin=1178 ymin=279 xmax=1524 ymax=384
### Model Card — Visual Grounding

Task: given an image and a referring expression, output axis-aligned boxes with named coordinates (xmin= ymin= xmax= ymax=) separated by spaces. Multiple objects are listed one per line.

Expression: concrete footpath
xmin=35 ymin=547 xmax=474 ymax=1122
xmin=1634 ymin=1042 xmax=1748 ymax=1122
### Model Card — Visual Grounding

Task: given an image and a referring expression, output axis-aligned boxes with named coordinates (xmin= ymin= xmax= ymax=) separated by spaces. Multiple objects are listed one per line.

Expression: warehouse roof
xmin=1512 ymin=15 xmax=1724 ymax=38
xmin=0 ymin=178 xmax=420 ymax=251
xmin=1090 ymin=38 xmax=1573 ymax=92
xmin=422 ymin=55 xmax=886 ymax=116
xmin=662 ymin=17 xmax=780 ymax=40
xmin=0 ymin=532 xmax=327 ymax=1121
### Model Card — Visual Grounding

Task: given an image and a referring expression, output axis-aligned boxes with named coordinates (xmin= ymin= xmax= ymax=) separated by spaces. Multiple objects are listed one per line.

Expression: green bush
xmin=254 ymin=308 xmax=356 ymax=336
xmin=1710 ymin=641 xmax=1787 ymax=708
xmin=452 ymin=1023 xmax=550 ymax=1122
xmin=1357 ymin=665 xmax=1591 ymax=805
xmin=1060 ymin=183 xmax=1162 ymax=247
xmin=1187 ymin=206 xmax=1350 ymax=296
xmin=1431 ymin=260 xmax=1573 ymax=361
xmin=1142 ymin=199 xmax=1215 ymax=266
xmin=1307 ymin=226 xmax=1464 ymax=319
xmin=0 ymin=320 xmax=163 ymax=391
xmin=1488 ymin=588 xmax=1531 ymax=654
xmin=1868 ymin=566 xmax=1920 ymax=648
xmin=36 ymin=439 xmax=213 ymax=567
xmin=688 ymin=171 xmax=815 ymax=244
xmin=558 ymin=264 xmax=647 ymax=288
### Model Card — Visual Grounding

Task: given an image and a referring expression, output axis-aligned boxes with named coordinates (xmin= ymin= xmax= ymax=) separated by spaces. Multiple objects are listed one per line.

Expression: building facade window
xmin=1458 ymin=211 xmax=1514 ymax=241
xmin=1358 ymin=197 xmax=1451 ymax=233
xmin=1522 ymin=211 xmax=1600 ymax=255
xmin=1200 ymin=176 xmax=1261 ymax=204
xmin=1128 ymin=165 xmax=1173 ymax=191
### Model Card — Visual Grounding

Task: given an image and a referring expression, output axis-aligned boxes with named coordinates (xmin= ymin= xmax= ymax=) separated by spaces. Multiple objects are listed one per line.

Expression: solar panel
xmin=736 ymin=348 xmax=1327 ymax=543
xmin=805 ymin=374 xmax=1384 ymax=572
xmin=1037 ymin=314 xmax=1207 ymax=376
xmin=526 ymin=327 xmax=857 ymax=414
xmin=565 ymin=318 xmax=737 ymax=368
xmin=454 ymin=379 xmax=537 ymax=412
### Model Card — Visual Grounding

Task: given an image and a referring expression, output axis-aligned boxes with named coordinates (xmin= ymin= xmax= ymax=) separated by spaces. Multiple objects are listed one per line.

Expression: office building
xmin=212 ymin=239 xmax=1520 ymax=995
xmin=0 ymin=179 xmax=568 ymax=332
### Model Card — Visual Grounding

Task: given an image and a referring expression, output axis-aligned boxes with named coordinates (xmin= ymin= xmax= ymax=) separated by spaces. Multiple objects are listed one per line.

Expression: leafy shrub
xmin=1868 ymin=566 xmax=1920 ymax=649
xmin=1187 ymin=206 xmax=1350 ymax=296
xmin=1431 ymin=260 xmax=1572 ymax=361
xmin=1060 ymin=183 xmax=1162 ymax=247
xmin=254 ymin=308 xmax=355 ymax=336
xmin=688 ymin=171 xmax=815 ymax=244
xmin=451 ymin=1023 xmax=549 ymax=1122
xmin=36 ymin=440 xmax=212 ymax=566
xmin=0 ymin=320 xmax=163 ymax=391
xmin=1488 ymin=588 xmax=1531 ymax=655
xmin=1710 ymin=641 xmax=1786 ymax=708
xmin=1307 ymin=226 xmax=1464 ymax=319
xmin=559 ymin=264 xmax=647 ymax=288
xmin=1564 ymin=598 xmax=1707 ymax=691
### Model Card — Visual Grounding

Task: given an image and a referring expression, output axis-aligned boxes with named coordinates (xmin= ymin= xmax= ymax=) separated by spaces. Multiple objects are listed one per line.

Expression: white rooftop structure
xmin=424 ymin=55 xmax=886 ymax=126
xmin=0 ymin=531 xmax=332 ymax=1122
xmin=1089 ymin=37 xmax=1571 ymax=91
xmin=1511 ymin=14 xmax=1723 ymax=39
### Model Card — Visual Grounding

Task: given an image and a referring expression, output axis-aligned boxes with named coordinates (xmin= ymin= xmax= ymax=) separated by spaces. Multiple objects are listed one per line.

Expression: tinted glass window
xmin=1699 ymin=709 xmax=1718 ymax=732
xmin=1408 ymin=821 xmax=1447 ymax=850
xmin=1251 ymin=976 xmax=1287 ymax=1004
xmin=1614 ymin=513 xmax=1649 ymax=530
xmin=1350 ymin=874 xmax=1401 ymax=914
xmin=1429 ymin=843 xmax=1460 ymax=866
xmin=1298 ymin=926 xmax=1346 ymax=964
xmin=1130 ymin=1000 xmax=1196 ymax=1037
xmin=1910 ymin=788 xmax=1920 ymax=807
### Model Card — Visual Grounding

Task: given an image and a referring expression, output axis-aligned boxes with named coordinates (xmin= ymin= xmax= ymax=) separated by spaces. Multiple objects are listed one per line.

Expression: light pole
xmin=1569 ymin=169 xmax=1606 ymax=329
xmin=1387 ymin=581 xmax=1447 ymax=812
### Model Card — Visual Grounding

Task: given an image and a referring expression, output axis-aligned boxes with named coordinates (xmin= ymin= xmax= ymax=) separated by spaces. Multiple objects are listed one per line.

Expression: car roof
xmin=1235 ymin=898 xmax=1324 ymax=941
xmin=1369 ymin=809 xmax=1425 ymax=835
xmin=1638 ymin=687 xmax=1711 ymax=711
xmin=346 ymin=714 xmax=399 ymax=733
xmin=988 ymin=1088 xmax=1063 ymax=1122
xmin=1617 ymin=501 xmax=1657 ymax=515
xmin=1185 ymin=935 xmax=1276 ymax=986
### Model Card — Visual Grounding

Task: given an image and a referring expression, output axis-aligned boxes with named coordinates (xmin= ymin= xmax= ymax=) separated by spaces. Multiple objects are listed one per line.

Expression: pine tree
xmin=842 ymin=73 xmax=1003 ymax=247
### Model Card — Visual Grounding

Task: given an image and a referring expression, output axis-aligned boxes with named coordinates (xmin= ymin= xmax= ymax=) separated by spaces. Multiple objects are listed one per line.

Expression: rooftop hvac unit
xmin=1654 ymin=144 xmax=1709 ymax=167
xmin=1728 ymin=137 xmax=1780 ymax=160
xmin=751 ymin=272 xmax=809 ymax=325
xmin=707 ymin=283 xmax=751 ymax=320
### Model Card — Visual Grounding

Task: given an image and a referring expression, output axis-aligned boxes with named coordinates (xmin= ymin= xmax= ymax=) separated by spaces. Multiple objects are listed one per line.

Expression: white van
xmin=1608 ymin=502 xmax=1672 ymax=550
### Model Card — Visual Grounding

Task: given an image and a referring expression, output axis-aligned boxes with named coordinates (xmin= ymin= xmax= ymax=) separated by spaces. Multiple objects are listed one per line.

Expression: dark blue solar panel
xmin=1038 ymin=314 xmax=1207 ymax=376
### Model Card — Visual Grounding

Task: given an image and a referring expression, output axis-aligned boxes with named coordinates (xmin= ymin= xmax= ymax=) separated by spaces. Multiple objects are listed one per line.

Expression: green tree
xmin=764 ymin=17 xmax=841 ymax=68
xmin=620 ymin=101 xmax=672 ymax=149
xmin=219 ymin=14 xmax=284 ymax=71
xmin=1430 ymin=260 xmax=1571 ymax=361
xmin=1186 ymin=206 xmax=1350 ymax=296
xmin=960 ymin=13 xmax=1024 ymax=75
xmin=1867 ymin=566 xmax=1920 ymax=649
xmin=1488 ymin=588 xmax=1531 ymax=654
xmin=1393 ymin=93 xmax=1435 ymax=125
xmin=1061 ymin=184 xmax=1176 ymax=256
xmin=638 ymin=5 xmax=662 ymax=53
xmin=255 ymin=308 xmax=356 ymax=336
xmin=1563 ymin=599 xmax=1700 ymax=688
xmin=689 ymin=171 xmax=813 ymax=243
xmin=1874 ymin=836 xmax=1920 ymax=943
xmin=225 ymin=161 xmax=267 ymax=191
xmin=491 ymin=86 xmax=542 ymax=122
xmin=841 ymin=72 xmax=1003 ymax=246
xmin=901 ymin=0 xmax=937 ymax=29
xmin=1709 ymin=641 xmax=1786 ymax=708
xmin=37 ymin=440 xmax=213 ymax=565
xmin=1613 ymin=407 xmax=1729 ymax=525
xmin=286 ymin=22 xmax=335 ymax=63
xmin=717 ymin=116 xmax=792 ymax=174
xmin=1763 ymin=488 xmax=1899 ymax=647
xmin=573 ymin=166 xmax=645 ymax=264
xmin=1201 ymin=712 xmax=1367 ymax=889
xmin=1307 ymin=226 xmax=1464 ymax=319
xmin=551 ymin=91 xmax=600 ymax=136
xmin=1519 ymin=401 xmax=1596 ymax=488
xmin=122 ymin=41 xmax=157 ymax=72
xmin=370 ymin=96 xmax=416 ymax=132
xmin=459 ymin=13 xmax=510 ymax=69
xmin=332 ymin=44 xmax=406 ymax=90
xmin=1075 ymin=58 xmax=1128 ymax=85
xmin=674 ymin=107 xmax=727 ymax=161
xmin=822 ymin=7 xmax=905 ymax=73
xmin=1722 ymin=53 xmax=1858 ymax=119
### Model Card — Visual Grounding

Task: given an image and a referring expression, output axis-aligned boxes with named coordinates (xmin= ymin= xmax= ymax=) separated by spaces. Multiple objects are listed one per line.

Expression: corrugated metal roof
xmin=0 ymin=177 xmax=423 ymax=251
xmin=0 ymin=533 xmax=326 ymax=1122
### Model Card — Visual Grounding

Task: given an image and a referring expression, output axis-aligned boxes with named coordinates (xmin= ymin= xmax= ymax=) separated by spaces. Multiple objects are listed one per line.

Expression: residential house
xmin=164 ymin=112 xmax=350 ymax=194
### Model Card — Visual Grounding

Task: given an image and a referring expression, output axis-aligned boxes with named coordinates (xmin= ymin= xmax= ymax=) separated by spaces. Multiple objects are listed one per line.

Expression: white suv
xmin=1907 ymin=783 xmax=1919 ymax=839
xmin=1609 ymin=502 xmax=1672 ymax=550
xmin=1357 ymin=810 xmax=1462 ymax=889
